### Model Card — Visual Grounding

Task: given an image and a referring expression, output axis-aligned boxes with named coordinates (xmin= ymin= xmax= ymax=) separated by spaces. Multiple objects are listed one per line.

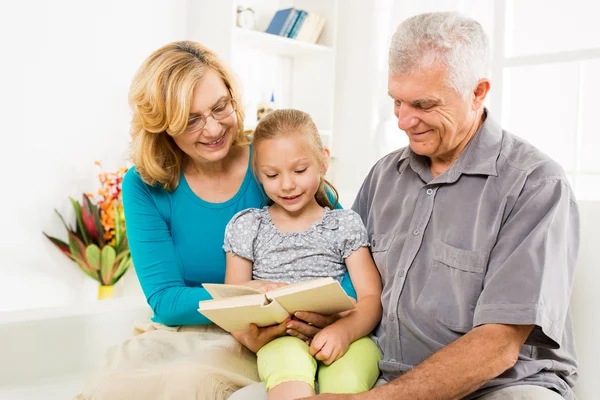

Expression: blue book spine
xmin=281 ymin=9 xmax=299 ymax=37
xmin=265 ymin=8 xmax=294 ymax=36
xmin=288 ymin=10 xmax=307 ymax=39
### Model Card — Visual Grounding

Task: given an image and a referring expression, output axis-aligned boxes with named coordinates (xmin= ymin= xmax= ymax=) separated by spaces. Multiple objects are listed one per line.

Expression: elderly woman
xmin=75 ymin=41 xmax=355 ymax=400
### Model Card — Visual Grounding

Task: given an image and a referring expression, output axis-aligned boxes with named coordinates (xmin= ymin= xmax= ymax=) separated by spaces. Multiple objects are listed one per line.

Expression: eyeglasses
xmin=184 ymin=98 xmax=236 ymax=134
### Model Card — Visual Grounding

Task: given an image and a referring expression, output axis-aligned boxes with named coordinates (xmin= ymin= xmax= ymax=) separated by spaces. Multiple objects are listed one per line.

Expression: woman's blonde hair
xmin=129 ymin=41 xmax=248 ymax=191
xmin=252 ymin=109 xmax=338 ymax=209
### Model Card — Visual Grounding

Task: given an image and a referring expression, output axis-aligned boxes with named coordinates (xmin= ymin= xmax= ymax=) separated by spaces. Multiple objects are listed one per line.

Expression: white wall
xmin=331 ymin=0 xmax=395 ymax=206
xmin=2 ymin=1 xmax=598 ymax=314
xmin=0 ymin=0 xmax=189 ymax=311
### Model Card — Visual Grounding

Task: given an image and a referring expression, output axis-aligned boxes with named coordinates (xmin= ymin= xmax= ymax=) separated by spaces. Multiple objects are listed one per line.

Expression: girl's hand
xmin=231 ymin=319 xmax=289 ymax=353
xmin=308 ymin=325 xmax=351 ymax=365
xmin=240 ymin=280 xmax=288 ymax=293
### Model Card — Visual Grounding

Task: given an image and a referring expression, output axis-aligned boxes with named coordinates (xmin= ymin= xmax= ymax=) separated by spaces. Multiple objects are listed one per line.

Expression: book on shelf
xmin=265 ymin=8 xmax=298 ymax=36
xmin=296 ymin=13 xmax=326 ymax=44
xmin=264 ymin=8 xmax=326 ymax=44
xmin=198 ymin=277 xmax=355 ymax=332
xmin=288 ymin=10 xmax=308 ymax=39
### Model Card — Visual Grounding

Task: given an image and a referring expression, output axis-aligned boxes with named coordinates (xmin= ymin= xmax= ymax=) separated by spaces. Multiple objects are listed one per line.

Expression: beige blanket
xmin=73 ymin=321 xmax=259 ymax=400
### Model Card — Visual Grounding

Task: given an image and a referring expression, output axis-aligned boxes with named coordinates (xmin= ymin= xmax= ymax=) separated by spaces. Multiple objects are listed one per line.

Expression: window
xmin=496 ymin=0 xmax=600 ymax=199
xmin=382 ymin=0 xmax=600 ymax=199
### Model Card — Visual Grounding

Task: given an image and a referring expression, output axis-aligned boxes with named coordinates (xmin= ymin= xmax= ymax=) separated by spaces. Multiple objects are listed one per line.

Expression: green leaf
xmin=67 ymin=232 xmax=100 ymax=283
xmin=76 ymin=261 xmax=101 ymax=281
xmin=100 ymin=246 xmax=116 ymax=285
xmin=54 ymin=209 xmax=74 ymax=233
xmin=111 ymin=255 xmax=133 ymax=285
xmin=114 ymin=203 xmax=121 ymax=249
xmin=92 ymin=203 xmax=105 ymax=247
xmin=43 ymin=232 xmax=73 ymax=258
xmin=70 ymin=197 xmax=90 ymax=246
xmin=114 ymin=249 xmax=130 ymax=263
xmin=116 ymin=233 xmax=128 ymax=254
xmin=85 ymin=244 xmax=102 ymax=271
xmin=67 ymin=231 xmax=89 ymax=268
xmin=82 ymin=195 xmax=105 ymax=247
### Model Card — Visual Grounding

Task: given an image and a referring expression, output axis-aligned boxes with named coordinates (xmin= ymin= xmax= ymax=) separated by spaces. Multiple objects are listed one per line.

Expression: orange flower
xmin=90 ymin=166 xmax=128 ymax=244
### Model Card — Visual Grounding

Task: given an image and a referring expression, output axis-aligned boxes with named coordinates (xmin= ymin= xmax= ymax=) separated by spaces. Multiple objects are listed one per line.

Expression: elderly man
xmin=232 ymin=11 xmax=578 ymax=400
xmin=335 ymin=11 xmax=577 ymax=400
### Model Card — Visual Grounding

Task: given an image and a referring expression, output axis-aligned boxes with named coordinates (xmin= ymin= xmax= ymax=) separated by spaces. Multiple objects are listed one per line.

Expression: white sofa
xmin=0 ymin=296 xmax=152 ymax=400
xmin=0 ymin=201 xmax=597 ymax=400
xmin=569 ymin=200 xmax=600 ymax=399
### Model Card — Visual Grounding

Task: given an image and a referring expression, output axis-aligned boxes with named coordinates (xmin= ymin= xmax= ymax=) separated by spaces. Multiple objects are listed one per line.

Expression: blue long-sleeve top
xmin=122 ymin=151 xmax=355 ymax=326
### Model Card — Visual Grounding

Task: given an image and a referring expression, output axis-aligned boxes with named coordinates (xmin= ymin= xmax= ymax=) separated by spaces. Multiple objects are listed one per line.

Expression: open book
xmin=198 ymin=277 xmax=355 ymax=332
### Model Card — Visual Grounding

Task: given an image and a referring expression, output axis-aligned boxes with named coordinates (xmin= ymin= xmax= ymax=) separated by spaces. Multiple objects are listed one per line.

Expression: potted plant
xmin=44 ymin=164 xmax=132 ymax=299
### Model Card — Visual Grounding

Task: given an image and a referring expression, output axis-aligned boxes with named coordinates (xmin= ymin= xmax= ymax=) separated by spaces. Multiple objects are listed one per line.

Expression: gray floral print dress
xmin=223 ymin=207 xmax=369 ymax=284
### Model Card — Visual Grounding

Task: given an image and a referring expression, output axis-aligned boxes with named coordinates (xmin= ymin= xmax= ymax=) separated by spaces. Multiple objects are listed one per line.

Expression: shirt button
xmin=413 ymin=229 xmax=420 ymax=236
xmin=372 ymin=239 xmax=377 ymax=247
xmin=398 ymin=269 xmax=405 ymax=277
xmin=389 ymin=358 xmax=396 ymax=363
xmin=426 ymin=188 xmax=434 ymax=195
xmin=388 ymin=314 xmax=395 ymax=321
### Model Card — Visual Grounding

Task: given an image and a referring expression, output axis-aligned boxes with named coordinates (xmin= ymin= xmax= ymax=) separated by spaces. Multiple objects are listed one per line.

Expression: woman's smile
xmin=198 ymin=131 xmax=226 ymax=148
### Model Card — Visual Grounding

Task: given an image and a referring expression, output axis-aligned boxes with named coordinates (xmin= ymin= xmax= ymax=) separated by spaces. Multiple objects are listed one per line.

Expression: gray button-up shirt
xmin=353 ymin=113 xmax=579 ymax=399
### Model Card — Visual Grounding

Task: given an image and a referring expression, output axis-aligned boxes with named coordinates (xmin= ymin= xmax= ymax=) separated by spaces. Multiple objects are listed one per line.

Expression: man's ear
xmin=472 ymin=78 xmax=491 ymax=111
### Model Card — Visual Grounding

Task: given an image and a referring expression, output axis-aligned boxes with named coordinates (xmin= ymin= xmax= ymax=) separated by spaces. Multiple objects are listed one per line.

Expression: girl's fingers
xmin=326 ymin=348 xmax=340 ymax=366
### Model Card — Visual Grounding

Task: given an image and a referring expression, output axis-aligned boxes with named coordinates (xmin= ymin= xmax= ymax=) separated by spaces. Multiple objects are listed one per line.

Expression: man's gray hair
xmin=389 ymin=12 xmax=490 ymax=97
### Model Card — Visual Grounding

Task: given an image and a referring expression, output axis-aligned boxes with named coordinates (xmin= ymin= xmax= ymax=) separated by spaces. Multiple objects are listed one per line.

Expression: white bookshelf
xmin=187 ymin=0 xmax=339 ymax=155
xmin=233 ymin=27 xmax=332 ymax=56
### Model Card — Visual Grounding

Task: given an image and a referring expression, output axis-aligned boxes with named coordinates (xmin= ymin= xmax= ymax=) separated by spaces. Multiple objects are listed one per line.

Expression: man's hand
xmin=286 ymin=310 xmax=346 ymax=342
xmin=240 ymin=280 xmax=288 ymax=293
xmin=231 ymin=320 xmax=289 ymax=353
xmin=300 ymin=394 xmax=357 ymax=399
xmin=309 ymin=325 xmax=351 ymax=365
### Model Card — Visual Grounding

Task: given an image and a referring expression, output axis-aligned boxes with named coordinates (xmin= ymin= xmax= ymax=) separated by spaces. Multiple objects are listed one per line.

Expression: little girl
xmin=223 ymin=109 xmax=383 ymax=399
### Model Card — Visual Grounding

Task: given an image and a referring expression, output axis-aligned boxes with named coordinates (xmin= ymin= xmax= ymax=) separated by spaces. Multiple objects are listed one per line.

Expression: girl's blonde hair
xmin=129 ymin=41 xmax=248 ymax=191
xmin=252 ymin=109 xmax=339 ymax=209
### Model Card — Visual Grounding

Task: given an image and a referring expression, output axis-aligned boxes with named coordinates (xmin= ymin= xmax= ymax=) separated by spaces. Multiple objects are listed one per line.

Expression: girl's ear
xmin=321 ymin=147 xmax=331 ymax=173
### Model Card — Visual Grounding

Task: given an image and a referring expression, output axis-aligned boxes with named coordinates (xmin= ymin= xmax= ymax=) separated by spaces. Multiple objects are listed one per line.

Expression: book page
xmin=260 ymin=298 xmax=290 ymax=324
xmin=203 ymin=283 xmax=263 ymax=300
xmin=198 ymin=297 xmax=290 ymax=332
xmin=267 ymin=277 xmax=336 ymax=297
xmin=268 ymin=278 xmax=355 ymax=316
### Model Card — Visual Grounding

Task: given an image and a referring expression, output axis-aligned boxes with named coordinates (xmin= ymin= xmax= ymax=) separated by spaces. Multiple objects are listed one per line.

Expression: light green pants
xmin=256 ymin=336 xmax=381 ymax=394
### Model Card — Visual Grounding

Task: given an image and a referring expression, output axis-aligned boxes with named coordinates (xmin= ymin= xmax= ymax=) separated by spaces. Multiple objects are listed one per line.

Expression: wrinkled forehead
xmin=387 ymin=65 xmax=451 ymax=100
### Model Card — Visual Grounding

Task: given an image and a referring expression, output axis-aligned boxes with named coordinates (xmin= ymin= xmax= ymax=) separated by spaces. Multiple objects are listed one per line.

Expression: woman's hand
xmin=240 ymin=280 xmax=288 ymax=293
xmin=308 ymin=325 xmax=351 ymax=365
xmin=231 ymin=319 xmax=289 ymax=353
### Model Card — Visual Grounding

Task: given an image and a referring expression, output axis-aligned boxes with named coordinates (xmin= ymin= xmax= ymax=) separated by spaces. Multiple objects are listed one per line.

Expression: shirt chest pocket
xmin=416 ymin=240 xmax=488 ymax=332
xmin=370 ymin=233 xmax=394 ymax=284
